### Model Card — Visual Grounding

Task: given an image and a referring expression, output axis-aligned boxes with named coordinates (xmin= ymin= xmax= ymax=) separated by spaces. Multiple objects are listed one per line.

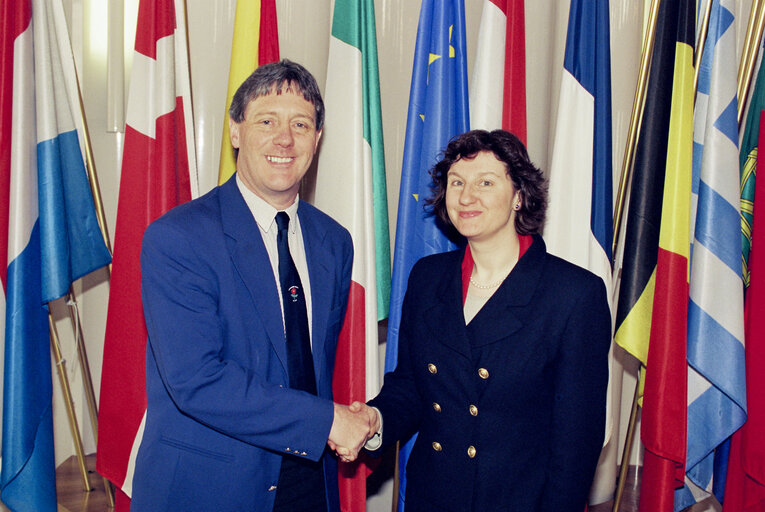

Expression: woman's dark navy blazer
xmin=369 ymin=234 xmax=611 ymax=512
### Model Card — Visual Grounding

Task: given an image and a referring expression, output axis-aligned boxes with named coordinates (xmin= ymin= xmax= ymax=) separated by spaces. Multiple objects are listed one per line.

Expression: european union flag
xmin=384 ymin=0 xmax=469 ymax=509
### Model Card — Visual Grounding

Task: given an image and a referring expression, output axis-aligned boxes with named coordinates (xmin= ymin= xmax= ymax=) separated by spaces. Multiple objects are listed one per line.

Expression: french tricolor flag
xmin=543 ymin=0 xmax=614 ymax=497
xmin=545 ymin=0 xmax=613 ymax=289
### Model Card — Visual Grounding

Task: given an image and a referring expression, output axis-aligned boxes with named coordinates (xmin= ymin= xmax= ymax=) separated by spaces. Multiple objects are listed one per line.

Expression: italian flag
xmin=313 ymin=0 xmax=390 ymax=510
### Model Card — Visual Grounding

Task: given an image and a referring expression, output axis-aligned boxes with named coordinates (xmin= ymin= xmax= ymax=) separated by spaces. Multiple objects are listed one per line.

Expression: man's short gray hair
xmin=229 ymin=59 xmax=324 ymax=130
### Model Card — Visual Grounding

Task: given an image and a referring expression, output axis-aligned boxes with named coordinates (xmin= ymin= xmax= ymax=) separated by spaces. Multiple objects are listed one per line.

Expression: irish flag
xmin=313 ymin=0 xmax=390 ymax=510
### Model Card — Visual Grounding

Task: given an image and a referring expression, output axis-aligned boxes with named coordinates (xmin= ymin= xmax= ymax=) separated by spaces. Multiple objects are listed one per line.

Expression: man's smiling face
xmin=229 ymin=86 xmax=322 ymax=209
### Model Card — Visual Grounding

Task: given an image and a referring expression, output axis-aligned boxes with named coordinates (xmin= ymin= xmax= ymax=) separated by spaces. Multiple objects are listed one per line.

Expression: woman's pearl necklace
xmin=469 ymin=275 xmax=504 ymax=289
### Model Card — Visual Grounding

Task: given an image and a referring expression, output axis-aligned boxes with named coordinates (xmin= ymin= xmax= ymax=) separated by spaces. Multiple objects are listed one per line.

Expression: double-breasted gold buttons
xmin=428 ymin=363 xmax=438 ymax=374
xmin=469 ymin=404 xmax=478 ymax=416
xmin=433 ymin=402 xmax=442 ymax=412
xmin=467 ymin=445 xmax=476 ymax=458
xmin=432 ymin=442 xmax=442 ymax=452
xmin=478 ymin=368 xmax=489 ymax=379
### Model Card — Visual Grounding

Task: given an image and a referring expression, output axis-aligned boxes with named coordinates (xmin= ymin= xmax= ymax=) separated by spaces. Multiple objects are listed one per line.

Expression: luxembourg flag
xmin=314 ymin=0 xmax=390 ymax=508
xmin=469 ymin=0 xmax=527 ymax=142
xmin=2 ymin=0 xmax=111 ymax=510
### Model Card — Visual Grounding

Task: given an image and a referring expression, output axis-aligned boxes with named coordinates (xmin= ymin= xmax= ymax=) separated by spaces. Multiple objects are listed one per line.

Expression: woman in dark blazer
xmin=364 ymin=129 xmax=611 ymax=511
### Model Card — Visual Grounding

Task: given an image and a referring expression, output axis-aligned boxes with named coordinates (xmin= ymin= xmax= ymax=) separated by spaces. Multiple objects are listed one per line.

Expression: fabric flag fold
xmin=614 ymin=0 xmax=685 ymax=371
xmin=638 ymin=1 xmax=694 ymax=510
xmin=313 ymin=0 xmax=390 ymax=509
xmin=674 ymin=0 xmax=745 ymax=509
xmin=35 ymin=0 xmax=112 ymax=303
xmin=217 ymin=0 xmax=279 ymax=186
xmin=2 ymin=0 xmax=111 ymax=510
xmin=469 ymin=0 xmax=526 ymax=142
xmin=97 ymin=0 xmax=198 ymax=508
xmin=546 ymin=0 xmax=612 ymax=285
xmin=384 ymin=1 xmax=469 ymax=510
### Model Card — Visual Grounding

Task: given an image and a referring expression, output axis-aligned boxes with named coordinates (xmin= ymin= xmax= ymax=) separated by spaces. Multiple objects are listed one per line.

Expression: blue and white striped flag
xmin=674 ymin=0 xmax=746 ymax=508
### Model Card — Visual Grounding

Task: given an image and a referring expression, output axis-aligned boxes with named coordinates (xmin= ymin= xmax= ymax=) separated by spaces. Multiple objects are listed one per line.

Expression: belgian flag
xmin=613 ymin=0 xmax=694 ymax=510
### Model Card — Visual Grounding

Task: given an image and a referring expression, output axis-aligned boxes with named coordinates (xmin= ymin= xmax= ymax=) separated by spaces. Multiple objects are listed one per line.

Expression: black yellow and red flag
xmin=613 ymin=0 xmax=694 ymax=510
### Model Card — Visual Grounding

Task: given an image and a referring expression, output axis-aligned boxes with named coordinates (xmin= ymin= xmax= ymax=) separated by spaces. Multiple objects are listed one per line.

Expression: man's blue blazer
xmin=131 ymin=175 xmax=353 ymax=512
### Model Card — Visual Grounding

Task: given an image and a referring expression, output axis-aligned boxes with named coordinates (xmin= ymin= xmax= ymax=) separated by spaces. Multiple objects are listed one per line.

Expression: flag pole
xmin=76 ymin=65 xmax=113 ymax=260
xmin=65 ymin=288 xmax=115 ymax=507
xmin=611 ymin=0 xmax=661 ymax=259
xmin=610 ymin=0 xmax=661 ymax=509
xmin=49 ymin=312 xmax=92 ymax=492
xmin=738 ymin=0 xmax=765 ymax=125
xmin=66 ymin=17 xmax=116 ymax=507
xmin=693 ymin=0 xmax=714 ymax=99
xmin=391 ymin=441 xmax=400 ymax=512
xmin=737 ymin=0 xmax=760 ymax=104
xmin=612 ymin=376 xmax=641 ymax=512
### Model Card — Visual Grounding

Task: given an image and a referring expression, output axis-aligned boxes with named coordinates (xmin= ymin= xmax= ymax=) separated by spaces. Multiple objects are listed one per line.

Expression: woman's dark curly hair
xmin=426 ymin=129 xmax=548 ymax=235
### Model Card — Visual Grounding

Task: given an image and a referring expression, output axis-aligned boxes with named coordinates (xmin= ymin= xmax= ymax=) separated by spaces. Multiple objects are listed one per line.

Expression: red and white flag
xmin=96 ymin=0 xmax=197 ymax=508
xmin=469 ymin=0 xmax=526 ymax=143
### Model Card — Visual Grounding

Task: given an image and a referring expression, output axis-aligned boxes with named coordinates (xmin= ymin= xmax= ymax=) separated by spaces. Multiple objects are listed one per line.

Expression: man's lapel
xmin=219 ymin=177 xmax=289 ymax=372
xmin=298 ymin=202 xmax=335 ymax=390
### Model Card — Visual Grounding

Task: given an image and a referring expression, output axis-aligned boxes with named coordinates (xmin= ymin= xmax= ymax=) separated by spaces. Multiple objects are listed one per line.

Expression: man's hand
xmin=327 ymin=402 xmax=380 ymax=462
xmin=348 ymin=401 xmax=380 ymax=434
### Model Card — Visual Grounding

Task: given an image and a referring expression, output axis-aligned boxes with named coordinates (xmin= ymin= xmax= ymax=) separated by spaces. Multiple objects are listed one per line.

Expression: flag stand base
xmin=612 ymin=372 xmax=640 ymax=512
xmin=49 ymin=312 xmax=91 ymax=492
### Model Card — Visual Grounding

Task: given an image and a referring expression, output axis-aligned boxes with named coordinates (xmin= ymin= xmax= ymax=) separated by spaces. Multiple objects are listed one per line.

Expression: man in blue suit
xmin=131 ymin=60 xmax=376 ymax=512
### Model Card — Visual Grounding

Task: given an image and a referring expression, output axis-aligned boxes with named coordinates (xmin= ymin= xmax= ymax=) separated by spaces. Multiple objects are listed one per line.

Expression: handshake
xmin=327 ymin=401 xmax=381 ymax=463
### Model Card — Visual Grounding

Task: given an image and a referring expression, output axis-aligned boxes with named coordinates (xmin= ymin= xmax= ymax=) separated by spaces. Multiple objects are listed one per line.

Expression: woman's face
xmin=445 ymin=151 xmax=520 ymax=243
